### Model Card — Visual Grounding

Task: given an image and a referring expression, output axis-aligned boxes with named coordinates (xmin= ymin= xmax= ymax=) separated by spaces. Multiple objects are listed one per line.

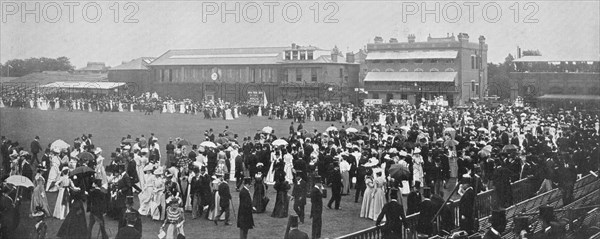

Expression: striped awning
xmin=40 ymin=81 xmax=126 ymax=90
xmin=366 ymin=51 xmax=458 ymax=60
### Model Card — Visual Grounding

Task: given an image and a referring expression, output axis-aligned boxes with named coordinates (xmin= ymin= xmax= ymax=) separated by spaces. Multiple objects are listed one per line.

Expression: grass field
xmin=0 ymin=107 xmax=376 ymax=239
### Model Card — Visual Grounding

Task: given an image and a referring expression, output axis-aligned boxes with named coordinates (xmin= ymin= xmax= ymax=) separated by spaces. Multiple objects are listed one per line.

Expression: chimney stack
xmin=408 ymin=34 xmax=416 ymax=43
xmin=374 ymin=36 xmax=384 ymax=44
xmin=331 ymin=46 xmax=339 ymax=63
xmin=458 ymin=33 xmax=469 ymax=42
xmin=389 ymin=38 xmax=398 ymax=43
xmin=346 ymin=52 xmax=355 ymax=63
xmin=291 ymin=43 xmax=296 ymax=49
xmin=478 ymin=35 xmax=486 ymax=45
xmin=517 ymin=46 xmax=522 ymax=58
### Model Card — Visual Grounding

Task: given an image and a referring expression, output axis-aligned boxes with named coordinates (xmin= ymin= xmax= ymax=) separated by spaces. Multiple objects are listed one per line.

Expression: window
xmin=168 ymin=69 xmax=173 ymax=82
xmin=300 ymin=51 xmax=306 ymax=60
xmin=399 ymin=60 xmax=407 ymax=64
xmin=415 ymin=59 xmax=423 ymax=64
xmin=285 ymin=51 xmax=291 ymax=60
xmin=446 ymin=59 xmax=454 ymax=64
xmin=414 ymin=68 xmax=423 ymax=72
xmin=430 ymin=59 xmax=438 ymax=63
xmin=386 ymin=93 xmax=394 ymax=101
xmin=292 ymin=51 xmax=299 ymax=60
xmin=386 ymin=60 xmax=393 ymax=64
xmin=307 ymin=51 xmax=314 ymax=60
xmin=399 ymin=68 xmax=409 ymax=72
xmin=385 ymin=68 xmax=394 ymax=72
xmin=283 ymin=69 xmax=288 ymax=82
xmin=296 ymin=68 xmax=302 ymax=81
xmin=372 ymin=93 xmax=379 ymax=99
xmin=401 ymin=94 xmax=408 ymax=100
xmin=430 ymin=68 xmax=439 ymax=72
xmin=373 ymin=60 xmax=381 ymax=63
xmin=159 ymin=69 xmax=163 ymax=82
xmin=445 ymin=68 xmax=455 ymax=72
xmin=339 ymin=68 xmax=343 ymax=78
xmin=311 ymin=68 xmax=317 ymax=82
xmin=475 ymin=84 xmax=480 ymax=95
xmin=471 ymin=55 xmax=476 ymax=69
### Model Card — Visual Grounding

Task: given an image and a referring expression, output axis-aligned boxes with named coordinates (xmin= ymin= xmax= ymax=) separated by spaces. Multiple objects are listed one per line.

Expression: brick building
xmin=510 ymin=56 xmax=600 ymax=109
xmin=363 ymin=33 xmax=488 ymax=106
xmin=108 ymin=57 xmax=155 ymax=93
xmin=146 ymin=44 xmax=360 ymax=103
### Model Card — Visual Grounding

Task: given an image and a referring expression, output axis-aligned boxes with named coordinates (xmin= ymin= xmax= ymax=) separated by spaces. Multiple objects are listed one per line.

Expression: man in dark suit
xmin=40 ymin=149 xmax=51 ymax=180
xmin=214 ymin=174 xmax=231 ymax=225
xmin=416 ymin=187 xmax=435 ymax=236
xmin=119 ymin=196 xmax=142 ymax=233
xmin=406 ymin=181 xmax=422 ymax=215
xmin=292 ymin=173 xmax=307 ymax=223
xmin=286 ymin=215 xmax=309 ymax=239
xmin=327 ymin=164 xmax=342 ymax=210
xmin=115 ymin=213 xmax=141 ymax=239
xmin=190 ymin=167 xmax=203 ymax=219
xmin=88 ymin=179 xmax=109 ymax=239
xmin=235 ymin=150 xmax=245 ymax=190
xmin=459 ymin=176 xmax=476 ymax=234
xmin=30 ymin=136 xmax=42 ymax=164
xmin=310 ymin=176 xmax=324 ymax=239
xmin=238 ymin=177 xmax=254 ymax=239
xmin=376 ymin=188 xmax=407 ymax=239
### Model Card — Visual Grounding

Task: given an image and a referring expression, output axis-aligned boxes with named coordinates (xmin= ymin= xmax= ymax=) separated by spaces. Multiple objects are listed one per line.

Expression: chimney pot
xmin=408 ymin=34 xmax=416 ymax=43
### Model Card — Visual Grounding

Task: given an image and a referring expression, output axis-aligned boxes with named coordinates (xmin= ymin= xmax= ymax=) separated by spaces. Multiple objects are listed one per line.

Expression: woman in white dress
xmin=151 ymin=168 xmax=166 ymax=221
xmin=138 ymin=165 xmax=156 ymax=216
xmin=94 ymin=148 xmax=108 ymax=187
xmin=412 ymin=148 xmax=424 ymax=185
xmin=53 ymin=168 xmax=75 ymax=220
xmin=283 ymin=151 xmax=294 ymax=184
xmin=46 ymin=152 xmax=62 ymax=192
xmin=369 ymin=168 xmax=387 ymax=221
xmin=207 ymin=176 xmax=226 ymax=221
xmin=264 ymin=150 xmax=279 ymax=186
xmin=135 ymin=150 xmax=149 ymax=189
xmin=360 ymin=170 xmax=375 ymax=218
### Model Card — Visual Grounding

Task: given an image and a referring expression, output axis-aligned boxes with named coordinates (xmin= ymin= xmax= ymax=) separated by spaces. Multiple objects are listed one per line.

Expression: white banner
xmin=363 ymin=99 xmax=382 ymax=106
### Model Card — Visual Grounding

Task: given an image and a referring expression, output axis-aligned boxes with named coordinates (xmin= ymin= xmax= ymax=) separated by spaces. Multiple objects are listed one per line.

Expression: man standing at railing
xmin=376 ymin=188 xmax=407 ymax=239
xmin=458 ymin=175 xmax=476 ymax=234
xmin=416 ymin=187 xmax=435 ymax=237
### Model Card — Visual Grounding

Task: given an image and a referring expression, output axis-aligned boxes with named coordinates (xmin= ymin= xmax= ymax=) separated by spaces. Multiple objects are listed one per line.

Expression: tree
xmin=1 ymin=57 xmax=74 ymax=77
xmin=487 ymin=54 xmax=515 ymax=100
xmin=522 ymin=50 xmax=541 ymax=56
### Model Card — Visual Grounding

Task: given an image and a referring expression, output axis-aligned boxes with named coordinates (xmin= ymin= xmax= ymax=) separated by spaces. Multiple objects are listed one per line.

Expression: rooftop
xmin=110 ymin=57 xmax=156 ymax=70
xmin=40 ymin=81 xmax=126 ymax=90
xmin=366 ymin=50 xmax=458 ymax=60
xmin=364 ymin=72 xmax=457 ymax=82
xmin=514 ymin=56 xmax=600 ymax=63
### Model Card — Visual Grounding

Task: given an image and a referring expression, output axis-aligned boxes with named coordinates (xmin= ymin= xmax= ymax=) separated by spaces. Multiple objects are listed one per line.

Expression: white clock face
xmin=211 ymin=72 xmax=218 ymax=80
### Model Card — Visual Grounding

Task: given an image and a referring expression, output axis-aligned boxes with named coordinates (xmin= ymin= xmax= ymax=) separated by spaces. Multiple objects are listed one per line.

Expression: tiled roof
xmin=9 ymin=72 xmax=107 ymax=85
xmin=150 ymin=47 xmax=289 ymax=66
xmin=110 ymin=57 xmax=156 ymax=70
xmin=364 ymin=72 xmax=457 ymax=82
xmin=538 ymin=94 xmax=600 ymax=100
xmin=366 ymin=50 xmax=458 ymax=60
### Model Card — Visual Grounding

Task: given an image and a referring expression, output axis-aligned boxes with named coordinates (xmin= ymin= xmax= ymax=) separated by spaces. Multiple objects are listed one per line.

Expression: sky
xmin=1 ymin=0 xmax=599 ymax=68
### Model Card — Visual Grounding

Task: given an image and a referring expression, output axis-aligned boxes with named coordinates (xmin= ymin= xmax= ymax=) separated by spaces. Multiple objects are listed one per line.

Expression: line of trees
xmin=487 ymin=50 xmax=541 ymax=100
xmin=0 ymin=57 xmax=75 ymax=77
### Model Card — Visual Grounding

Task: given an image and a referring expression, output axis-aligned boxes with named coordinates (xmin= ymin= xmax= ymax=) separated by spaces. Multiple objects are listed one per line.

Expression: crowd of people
xmin=1 ymin=100 xmax=599 ymax=239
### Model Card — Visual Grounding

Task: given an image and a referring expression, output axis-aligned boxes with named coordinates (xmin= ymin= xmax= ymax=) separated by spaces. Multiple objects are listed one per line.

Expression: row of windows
xmin=371 ymin=59 xmax=455 ymax=64
xmin=284 ymin=50 xmax=315 ymax=61
xmin=370 ymin=68 xmax=454 ymax=72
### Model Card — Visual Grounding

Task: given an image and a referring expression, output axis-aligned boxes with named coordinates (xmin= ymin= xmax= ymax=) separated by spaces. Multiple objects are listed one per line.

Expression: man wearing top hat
xmin=376 ymin=188 xmax=407 ymax=239
xmin=238 ymin=177 xmax=254 ymax=239
xmin=214 ymin=173 xmax=231 ymax=225
xmin=416 ymin=187 xmax=435 ymax=236
xmin=483 ymin=209 xmax=506 ymax=239
xmin=30 ymin=136 xmax=42 ymax=164
xmin=458 ymin=175 xmax=476 ymax=234
xmin=285 ymin=215 xmax=309 ymax=239
xmin=292 ymin=172 xmax=307 ymax=224
xmin=88 ymin=179 xmax=109 ymax=239
xmin=310 ymin=176 xmax=325 ymax=239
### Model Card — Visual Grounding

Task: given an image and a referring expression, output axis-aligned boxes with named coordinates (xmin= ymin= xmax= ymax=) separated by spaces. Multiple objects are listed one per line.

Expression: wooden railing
xmin=336 ymin=173 xmax=598 ymax=239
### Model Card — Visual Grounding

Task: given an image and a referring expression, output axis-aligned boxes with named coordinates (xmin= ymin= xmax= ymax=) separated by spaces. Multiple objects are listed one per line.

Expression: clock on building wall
xmin=211 ymin=72 xmax=218 ymax=81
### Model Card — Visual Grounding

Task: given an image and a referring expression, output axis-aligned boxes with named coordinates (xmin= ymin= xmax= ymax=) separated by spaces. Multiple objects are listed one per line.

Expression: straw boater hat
xmin=94 ymin=147 xmax=102 ymax=155
xmin=143 ymin=164 xmax=155 ymax=172
xmin=153 ymin=167 xmax=164 ymax=175
xmin=363 ymin=157 xmax=379 ymax=167
xmin=413 ymin=147 xmax=421 ymax=154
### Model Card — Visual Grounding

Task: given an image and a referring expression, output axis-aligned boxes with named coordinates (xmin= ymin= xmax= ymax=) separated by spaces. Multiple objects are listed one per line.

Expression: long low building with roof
xmin=139 ymin=44 xmax=360 ymax=103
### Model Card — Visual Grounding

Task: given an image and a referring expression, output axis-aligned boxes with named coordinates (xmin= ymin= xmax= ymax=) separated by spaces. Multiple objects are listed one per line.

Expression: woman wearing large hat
xmin=161 ymin=196 xmax=185 ymax=239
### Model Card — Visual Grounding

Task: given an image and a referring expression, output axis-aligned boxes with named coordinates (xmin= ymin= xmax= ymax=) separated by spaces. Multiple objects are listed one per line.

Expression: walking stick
xmin=230 ymin=199 xmax=237 ymax=220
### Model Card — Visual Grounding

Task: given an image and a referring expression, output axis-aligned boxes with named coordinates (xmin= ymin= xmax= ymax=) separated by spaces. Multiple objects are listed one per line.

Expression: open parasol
xmin=400 ymin=126 xmax=411 ymax=132
xmin=177 ymin=139 xmax=191 ymax=146
xmin=262 ymin=126 xmax=273 ymax=134
xmin=4 ymin=175 xmax=34 ymax=188
xmin=215 ymin=137 xmax=229 ymax=145
xmin=121 ymin=138 xmax=136 ymax=144
xmin=77 ymin=152 xmax=95 ymax=162
xmin=326 ymin=126 xmax=338 ymax=132
xmin=345 ymin=127 xmax=359 ymax=133
xmin=477 ymin=128 xmax=489 ymax=134
xmin=50 ymin=139 xmax=70 ymax=153
xmin=389 ymin=163 xmax=410 ymax=181
xmin=69 ymin=166 xmax=95 ymax=176
xmin=272 ymin=139 xmax=288 ymax=147
xmin=502 ymin=144 xmax=519 ymax=153
xmin=200 ymin=141 xmax=217 ymax=148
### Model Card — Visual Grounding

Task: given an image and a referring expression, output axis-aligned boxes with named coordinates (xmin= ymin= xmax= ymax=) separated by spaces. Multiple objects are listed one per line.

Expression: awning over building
xmin=364 ymin=72 xmax=457 ymax=82
xmin=538 ymin=94 xmax=600 ymax=101
xmin=366 ymin=51 xmax=458 ymax=60
xmin=40 ymin=81 xmax=126 ymax=90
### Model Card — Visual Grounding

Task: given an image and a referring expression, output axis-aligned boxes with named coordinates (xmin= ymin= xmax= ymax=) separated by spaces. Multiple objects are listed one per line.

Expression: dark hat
xmin=414 ymin=181 xmax=421 ymax=189
xmin=390 ymin=188 xmax=399 ymax=199
xmin=423 ymin=187 xmax=432 ymax=198
xmin=289 ymin=215 xmax=299 ymax=228
xmin=35 ymin=136 xmax=40 ymax=139
xmin=460 ymin=175 xmax=472 ymax=185
xmin=539 ymin=205 xmax=555 ymax=223
xmin=314 ymin=175 xmax=322 ymax=181
xmin=513 ymin=216 xmax=529 ymax=233
xmin=491 ymin=208 xmax=507 ymax=232
xmin=243 ymin=177 xmax=253 ymax=185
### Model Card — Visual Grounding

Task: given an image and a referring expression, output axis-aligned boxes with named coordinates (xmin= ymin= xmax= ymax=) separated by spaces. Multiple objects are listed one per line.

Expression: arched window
xmin=371 ymin=68 xmax=381 ymax=72
xmin=385 ymin=68 xmax=395 ymax=72
xmin=430 ymin=68 xmax=439 ymax=72
xmin=414 ymin=68 xmax=423 ymax=72
xmin=399 ymin=68 xmax=409 ymax=72
xmin=445 ymin=68 xmax=455 ymax=72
